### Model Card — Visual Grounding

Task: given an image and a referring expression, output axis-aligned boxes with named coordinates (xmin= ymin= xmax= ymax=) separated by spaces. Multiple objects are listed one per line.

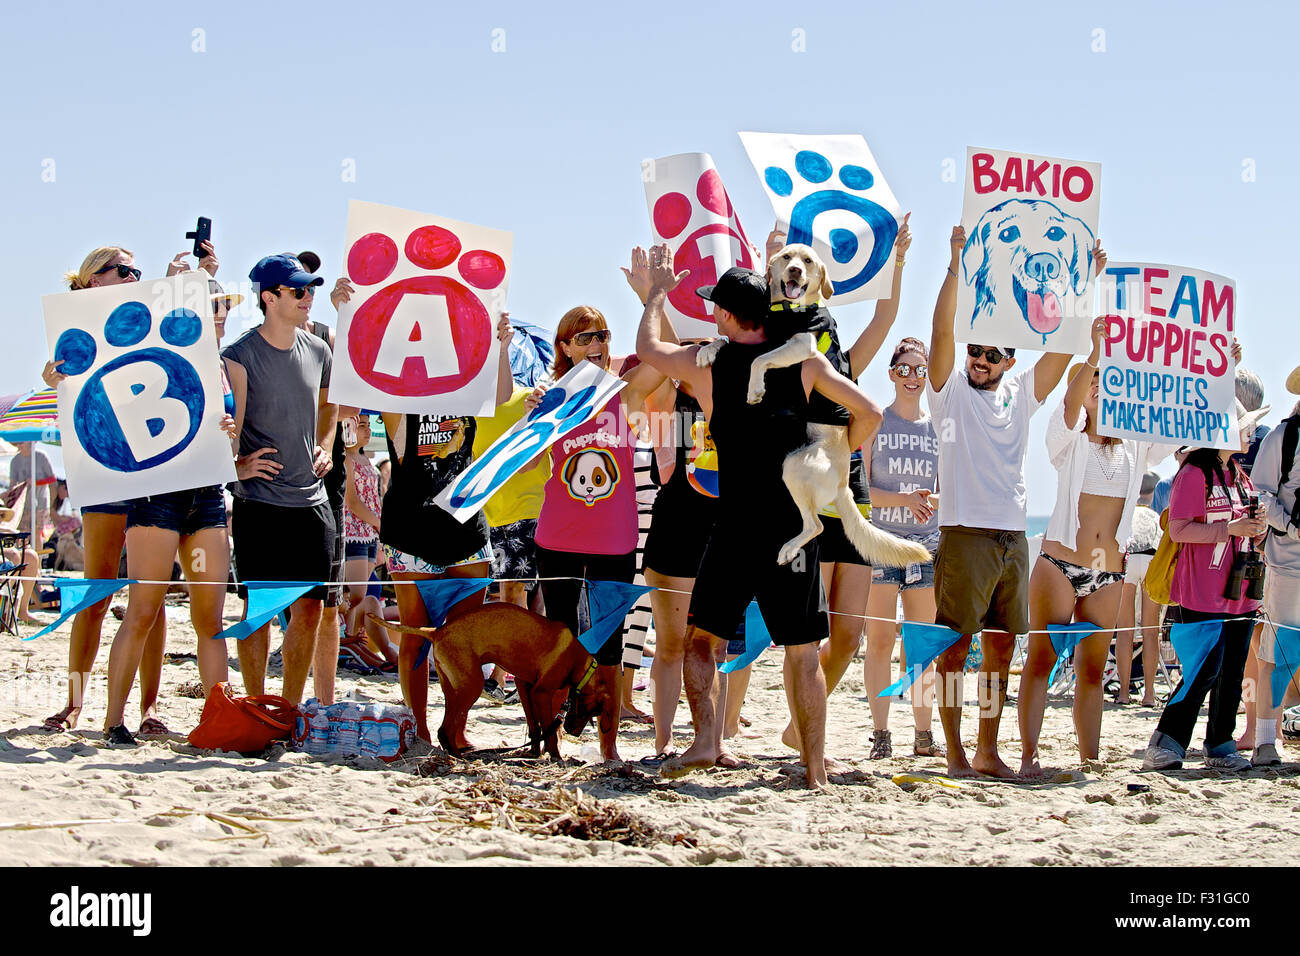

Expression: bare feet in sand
xmin=824 ymin=756 xmax=851 ymax=775
xmin=1236 ymin=732 xmax=1254 ymax=751
xmin=660 ymin=742 xmax=740 ymax=778
xmin=1018 ymin=757 xmax=1045 ymax=778
xmin=972 ymin=752 xmax=1020 ymax=779
xmin=781 ymin=722 xmax=800 ymax=751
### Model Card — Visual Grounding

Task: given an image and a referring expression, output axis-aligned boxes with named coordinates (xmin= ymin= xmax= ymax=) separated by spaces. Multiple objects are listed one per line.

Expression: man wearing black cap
xmin=222 ymin=254 xmax=338 ymax=705
xmin=635 ymin=244 xmax=881 ymax=788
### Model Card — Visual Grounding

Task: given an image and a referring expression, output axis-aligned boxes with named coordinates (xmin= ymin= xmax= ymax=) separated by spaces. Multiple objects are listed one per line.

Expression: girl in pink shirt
xmin=529 ymin=305 xmax=664 ymax=763
xmin=1144 ymin=401 xmax=1269 ymax=771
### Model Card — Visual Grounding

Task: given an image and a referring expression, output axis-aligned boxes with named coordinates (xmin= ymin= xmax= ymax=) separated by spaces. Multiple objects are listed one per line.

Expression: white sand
xmin=2 ymin=594 xmax=1298 ymax=866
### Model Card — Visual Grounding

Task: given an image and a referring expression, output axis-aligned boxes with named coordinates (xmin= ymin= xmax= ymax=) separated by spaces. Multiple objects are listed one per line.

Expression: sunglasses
xmin=967 ymin=345 xmax=1008 ymax=364
xmin=893 ymin=362 xmax=927 ymax=380
xmin=94 ymin=263 xmax=142 ymax=281
xmin=276 ymin=285 xmax=316 ymax=300
xmin=571 ymin=329 xmax=611 ymax=346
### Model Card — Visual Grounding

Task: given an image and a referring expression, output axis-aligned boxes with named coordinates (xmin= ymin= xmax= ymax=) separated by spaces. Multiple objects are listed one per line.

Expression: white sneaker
xmin=1204 ymin=752 xmax=1251 ymax=771
xmin=1141 ymin=745 xmax=1183 ymax=771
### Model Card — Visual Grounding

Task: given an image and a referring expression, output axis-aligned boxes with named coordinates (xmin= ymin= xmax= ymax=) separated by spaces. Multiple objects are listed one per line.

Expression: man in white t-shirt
xmin=925 ymin=225 xmax=1082 ymax=778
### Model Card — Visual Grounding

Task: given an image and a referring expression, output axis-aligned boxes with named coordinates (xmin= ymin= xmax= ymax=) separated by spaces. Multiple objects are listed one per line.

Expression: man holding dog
xmin=926 ymin=225 xmax=1099 ymax=778
xmin=635 ymin=244 xmax=881 ymax=788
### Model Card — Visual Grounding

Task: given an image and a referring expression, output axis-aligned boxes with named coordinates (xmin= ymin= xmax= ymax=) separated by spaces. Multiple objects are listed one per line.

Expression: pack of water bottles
xmin=291 ymin=698 xmax=417 ymax=763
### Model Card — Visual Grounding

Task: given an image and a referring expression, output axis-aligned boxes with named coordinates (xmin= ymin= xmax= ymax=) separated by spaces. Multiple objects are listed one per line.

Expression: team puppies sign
xmin=1096 ymin=263 xmax=1238 ymax=449
xmin=331 ymin=200 xmax=511 ymax=416
xmin=740 ymin=132 xmax=902 ymax=304
xmin=957 ymin=147 xmax=1101 ymax=353
xmin=43 ymin=272 xmax=236 ymax=507
xmin=435 ymin=360 xmax=626 ymax=522
xmin=643 ymin=153 xmax=760 ymax=338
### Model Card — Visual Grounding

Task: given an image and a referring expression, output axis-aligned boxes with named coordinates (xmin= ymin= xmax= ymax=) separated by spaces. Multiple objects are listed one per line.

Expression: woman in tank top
xmin=376 ymin=315 xmax=516 ymax=746
xmin=1018 ymin=319 xmax=1185 ymax=774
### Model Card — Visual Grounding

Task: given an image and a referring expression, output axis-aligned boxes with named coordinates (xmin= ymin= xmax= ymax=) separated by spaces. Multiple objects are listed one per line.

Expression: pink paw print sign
xmin=643 ymin=153 xmax=759 ymax=338
xmin=331 ymin=200 xmax=512 ymax=415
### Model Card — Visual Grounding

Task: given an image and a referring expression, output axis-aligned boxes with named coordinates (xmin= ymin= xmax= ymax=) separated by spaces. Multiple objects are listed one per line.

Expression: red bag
xmin=188 ymin=682 xmax=298 ymax=755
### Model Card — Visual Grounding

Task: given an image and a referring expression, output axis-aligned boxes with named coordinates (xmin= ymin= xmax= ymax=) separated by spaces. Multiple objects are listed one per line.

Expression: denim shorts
xmin=345 ymin=538 xmax=378 ymax=562
xmin=872 ymin=559 xmax=936 ymax=591
xmin=83 ymin=501 xmax=131 ymax=516
xmin=127 ymin=486 xmax=226 ymax=536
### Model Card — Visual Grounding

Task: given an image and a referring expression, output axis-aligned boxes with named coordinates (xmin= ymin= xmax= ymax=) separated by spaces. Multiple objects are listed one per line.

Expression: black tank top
xmin=380 ymin=414 xmax=489 ymax=565
xmin=762 ymin=304 xmax=870 ymax=507
xmin=709 ymin=340 xmax=810 ymax=520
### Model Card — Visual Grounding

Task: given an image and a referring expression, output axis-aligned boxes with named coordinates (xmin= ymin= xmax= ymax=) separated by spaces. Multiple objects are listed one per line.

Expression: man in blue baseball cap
xmin=222 ymin=254 xmax=336 ymax=704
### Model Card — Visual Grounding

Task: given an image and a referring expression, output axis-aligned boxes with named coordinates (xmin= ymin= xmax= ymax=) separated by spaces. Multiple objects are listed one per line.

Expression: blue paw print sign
xmin=42 ymin=273 xmax=236 ymax=507
xmin=740 ymin=132 xmax=903 ymax=304
xmin=435 ymin=359 xmax=627 ymax=523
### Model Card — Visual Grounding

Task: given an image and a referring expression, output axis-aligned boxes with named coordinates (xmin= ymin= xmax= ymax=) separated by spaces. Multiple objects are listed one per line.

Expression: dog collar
xmin=768 ymin=300 xmax=824 ymax=312
xmin=574 ymin=658 xmax=598 ymax=692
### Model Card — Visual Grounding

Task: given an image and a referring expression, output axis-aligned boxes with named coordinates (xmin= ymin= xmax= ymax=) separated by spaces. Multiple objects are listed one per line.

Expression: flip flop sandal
xmin=621 ymin=713 xmax=654 ymax=725
xmin=138 ymin=717 xmax=170 ymax=736
xmin=42 ymin=711 xmax=75 ymax=732
xmin=638 ymin=752 xmax=674 ymax=767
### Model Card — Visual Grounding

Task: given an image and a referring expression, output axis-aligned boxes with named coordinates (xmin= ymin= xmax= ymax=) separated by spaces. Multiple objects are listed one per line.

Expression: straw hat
xmin=1287 ymin=364 xmax=1300 ymax=396
xmin=1067 ymin=360 xmax=1099 ymax=384
xmin=208 ymin=278 xmax=244 ymax=310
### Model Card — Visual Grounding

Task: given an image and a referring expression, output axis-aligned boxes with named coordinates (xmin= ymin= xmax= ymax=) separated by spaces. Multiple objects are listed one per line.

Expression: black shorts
xmin=688 ymin=517 xmax=828 ymax=647
xmin=232 ymin=497 xmax=336 ymax=601
xmin=324 ymin=504 xmax=345 ymax=608
xmin=490 ymin=518 xmax=539 ymax=582
xmin=817 ymin=512 xmax=872 ymax=567
xmin=643 ymin=481 xmax=716 ymax=578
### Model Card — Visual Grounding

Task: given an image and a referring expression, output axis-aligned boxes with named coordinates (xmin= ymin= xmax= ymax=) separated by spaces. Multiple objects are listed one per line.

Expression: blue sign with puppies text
xmin=435 ymin=360 xmax=626 ymax=523
xmin=42 ymin=273 xmax=236 ymax=507
xmin=1096 ymin=263 xmax=1239 ymax=450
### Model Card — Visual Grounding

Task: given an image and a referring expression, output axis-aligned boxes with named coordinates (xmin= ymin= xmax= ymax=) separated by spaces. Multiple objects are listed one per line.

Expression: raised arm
xmin=495 ymin=312 xmax=514 ymax=407
xmin=635 ymin=244 xmax=708 ymax=389
xmin=1061 ymin=317 xmax=1106 ymax=427
xmin=847 ymin=213 xmax=911 ymax=379
xmin=929 ymin=226 xmax=964 ymax=391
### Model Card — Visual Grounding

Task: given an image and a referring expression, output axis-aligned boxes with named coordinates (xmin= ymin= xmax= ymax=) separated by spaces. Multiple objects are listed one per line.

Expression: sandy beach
xmin=2 ymin=593 xmax=1298 ymax=867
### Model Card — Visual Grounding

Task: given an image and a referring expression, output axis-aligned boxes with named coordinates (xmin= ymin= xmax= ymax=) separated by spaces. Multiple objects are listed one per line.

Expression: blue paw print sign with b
xmin=740 ymin=131 xmax=903 ymax=305
xmin=42 ymin=272 xmax=237 ymax=507
xmin=435 ymin=359 xmax=627 ymax=523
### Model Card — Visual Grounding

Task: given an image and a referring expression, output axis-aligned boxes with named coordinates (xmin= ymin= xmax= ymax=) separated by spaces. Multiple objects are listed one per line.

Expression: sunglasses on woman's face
xmin=95 ymin=263 xmax=142 ymax=281
xmin=893 ymin=362 xmax=927 ymax=380
xmin=571 ymin=329 xmax=611 ymax=346
xmin=277 ymin=285 xmax=316 ymax=300
xmin=967 ymin=345 xmax=1007 ymax=364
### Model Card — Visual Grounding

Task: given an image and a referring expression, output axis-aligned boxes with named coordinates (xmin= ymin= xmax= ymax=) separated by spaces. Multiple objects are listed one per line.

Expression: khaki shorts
xmin=1259 ymin=572 xmax=1300 ymax=665
xmin=933 ymin=526 xmax=1030 ymax=636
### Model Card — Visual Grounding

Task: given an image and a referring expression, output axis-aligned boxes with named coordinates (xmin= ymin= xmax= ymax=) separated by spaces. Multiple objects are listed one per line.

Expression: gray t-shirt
xmin=222 ymin=327 xmax=332 ymax=507
xmin=869 ymin=407 xmax=940 ymax=548
xmin=8 ymin=449 xmax=54 ymax=529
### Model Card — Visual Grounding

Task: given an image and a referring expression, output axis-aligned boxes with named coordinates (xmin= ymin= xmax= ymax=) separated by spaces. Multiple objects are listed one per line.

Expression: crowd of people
xmin=17 ymin=219 xmax=1300 ymax=789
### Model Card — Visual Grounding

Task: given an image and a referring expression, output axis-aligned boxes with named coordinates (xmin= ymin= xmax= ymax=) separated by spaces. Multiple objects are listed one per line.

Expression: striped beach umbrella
xmin=0 ymin=388 xmax=60 ymax=444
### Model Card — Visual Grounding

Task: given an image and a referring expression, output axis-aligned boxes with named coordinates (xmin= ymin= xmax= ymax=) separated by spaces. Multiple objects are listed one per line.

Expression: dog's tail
xmin=834 ymin=490 xmax=932 ymax=569
xmin=366 ymin=613 xmax=436 ymax=640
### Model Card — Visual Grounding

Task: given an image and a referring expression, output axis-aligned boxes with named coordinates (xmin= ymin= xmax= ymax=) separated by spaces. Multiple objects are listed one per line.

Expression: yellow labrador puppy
xmin=697 ymin=243 xmax=929 ymax=568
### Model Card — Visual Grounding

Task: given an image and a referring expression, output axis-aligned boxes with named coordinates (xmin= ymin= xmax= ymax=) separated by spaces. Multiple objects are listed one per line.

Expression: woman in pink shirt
xmin=528 ymin=304 xmax=664 ymax=763
xmin=1142 ymin=400 xmax=1269 ymax=772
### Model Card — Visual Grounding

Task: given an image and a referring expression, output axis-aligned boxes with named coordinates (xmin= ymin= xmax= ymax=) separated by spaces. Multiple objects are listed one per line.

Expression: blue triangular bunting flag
xmin=24 ymin=578 xmax=131 ymax=641
xmin=216 ymin=582 xmax=317 ymax=641
xmin=1166 ymin=619 xmax=1225 ymax=707
xmin=1270 ymin=623 xmax=1300 ymax=709
xmin=879 ymin=622 xmax=965 ymax=697
xmin=414 ymin=578 xmax=493 ymax=629
xmin=718 ymin=602 xmax=770 ymax=673
xmin=576 ymin=580 xmax=654 ymax=655
xmin=1046 ymin=621 xmax=1102 ymax=685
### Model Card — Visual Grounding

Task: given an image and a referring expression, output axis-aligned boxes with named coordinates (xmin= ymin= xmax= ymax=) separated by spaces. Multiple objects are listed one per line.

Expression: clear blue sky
xmin=4 ymin=0 xmax=1297 ymax=512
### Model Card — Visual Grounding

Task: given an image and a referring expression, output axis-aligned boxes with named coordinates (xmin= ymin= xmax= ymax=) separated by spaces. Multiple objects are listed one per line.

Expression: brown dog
xmin=375 ymin=603 xmax=612 ymax=761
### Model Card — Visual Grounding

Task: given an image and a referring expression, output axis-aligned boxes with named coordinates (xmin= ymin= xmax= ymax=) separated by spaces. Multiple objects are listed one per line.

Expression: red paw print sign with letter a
xmin=643 ymin=153 xmax=760 ymax=338
xmin=332 ymin=200 xmax=512 ymax=416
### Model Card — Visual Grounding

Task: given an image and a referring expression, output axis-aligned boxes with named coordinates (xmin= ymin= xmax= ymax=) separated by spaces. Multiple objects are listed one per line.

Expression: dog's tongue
xmin=1027 ymin=290 xmax=1062 ymax=334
